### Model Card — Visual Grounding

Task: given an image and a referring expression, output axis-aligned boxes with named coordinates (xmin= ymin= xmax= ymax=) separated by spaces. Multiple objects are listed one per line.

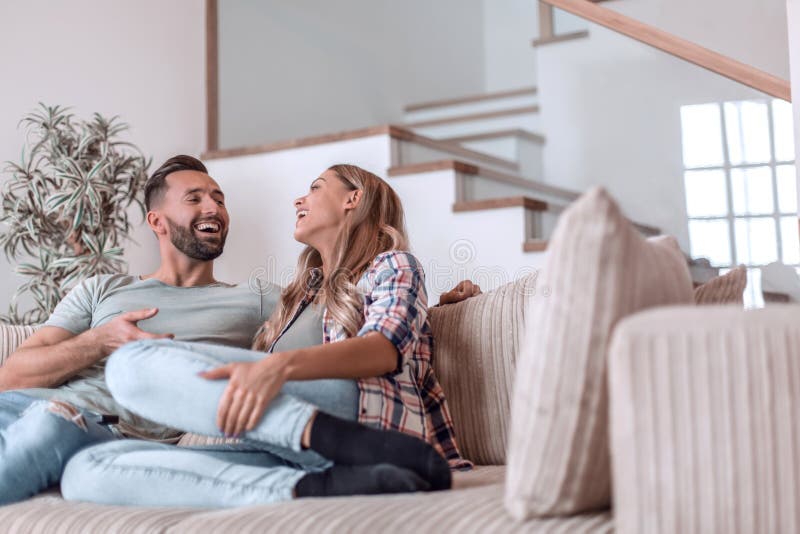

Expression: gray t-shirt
xmin=19 ymin=273 xmax=283 ymax=440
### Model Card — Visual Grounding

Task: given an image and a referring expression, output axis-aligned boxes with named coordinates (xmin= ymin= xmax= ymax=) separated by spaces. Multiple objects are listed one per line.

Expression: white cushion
xmin=505 ymin=187 xmax=693 ymax=519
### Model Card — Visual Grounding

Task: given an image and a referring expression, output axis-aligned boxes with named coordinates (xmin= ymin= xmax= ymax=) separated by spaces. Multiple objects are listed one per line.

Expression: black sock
xmin=308 ymin=412 xmax=452 ymax=491
xmin=294 ymin=464 xmax=430 ymax=498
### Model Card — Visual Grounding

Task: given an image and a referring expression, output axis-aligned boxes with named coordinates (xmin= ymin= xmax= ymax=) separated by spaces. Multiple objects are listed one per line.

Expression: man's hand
xmin=199 ymin=355 xmax=289 ymax=437
xmin=90 ymin=308 xmax=174 ymax=357
xmin=439 ymin=280 xmax=482 ymax=306
xmin=0 ymin=309 xmax=173 ymax=391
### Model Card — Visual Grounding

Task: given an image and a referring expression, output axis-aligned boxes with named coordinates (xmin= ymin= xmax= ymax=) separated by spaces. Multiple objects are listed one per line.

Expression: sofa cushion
xmin=505 ymin=187 xmax=694 ymax=519
xmin=0 ymin=467 xmax=613 ymax=533
xmin=609 ymin=305 xmax=800 ymax=533
xmin=429 ymin=275 xmax=538 ymax=465
xmin=693 ymin=265 xmax=747 ymax=305
xmin=172 ymin=466 xmax=613 ymax=534
xmin=0 ymin=490 xmax=197 ymax=533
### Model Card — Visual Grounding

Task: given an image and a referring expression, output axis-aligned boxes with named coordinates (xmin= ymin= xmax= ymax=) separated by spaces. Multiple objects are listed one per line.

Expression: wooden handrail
xmin=539 ymin=0 xmax=791 ymax=102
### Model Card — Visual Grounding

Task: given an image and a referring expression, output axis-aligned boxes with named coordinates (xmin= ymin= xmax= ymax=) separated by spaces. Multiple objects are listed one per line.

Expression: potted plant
xmin=0 ymin=104 xmax=150 ymax=324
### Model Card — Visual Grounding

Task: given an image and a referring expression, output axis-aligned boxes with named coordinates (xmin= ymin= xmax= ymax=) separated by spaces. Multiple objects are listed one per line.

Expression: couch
xmin=1 ymin=187 xmax=798 ymax=533
xmin=0 ymin=290 xmax=615 ymax=534
xmin=0 ymin=300 xmax=797 ymax=533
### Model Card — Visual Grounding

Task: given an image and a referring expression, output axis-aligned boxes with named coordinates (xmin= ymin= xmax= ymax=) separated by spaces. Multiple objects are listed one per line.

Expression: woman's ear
xmin=345 ymin=189 xmax=363 ymax=210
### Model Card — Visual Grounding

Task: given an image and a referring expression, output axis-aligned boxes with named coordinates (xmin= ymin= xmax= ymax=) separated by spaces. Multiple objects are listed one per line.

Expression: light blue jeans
xmin=0 ymin=391 xmax=118 ymax=505
xmin=61 ymin=339 xmax=359 ymax=508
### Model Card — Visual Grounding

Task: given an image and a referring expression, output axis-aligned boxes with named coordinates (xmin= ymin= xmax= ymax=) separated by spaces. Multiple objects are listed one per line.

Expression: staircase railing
xmin=538 ymin=0 xmax=791 ymax=101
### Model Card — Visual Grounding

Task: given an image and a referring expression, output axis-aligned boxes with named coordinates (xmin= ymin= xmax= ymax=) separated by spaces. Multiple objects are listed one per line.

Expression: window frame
xmin=684 ymin=99 xmax=797 ymax=268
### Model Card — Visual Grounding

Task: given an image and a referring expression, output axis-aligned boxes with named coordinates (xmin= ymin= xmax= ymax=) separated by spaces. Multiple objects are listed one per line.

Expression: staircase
xmin=402 ymin=87 xmax=544 ymax=179
xmin=200 ymin=85 xmax=660 ymax=303
xmin=395 ymin=84 xmax=572 ymax=261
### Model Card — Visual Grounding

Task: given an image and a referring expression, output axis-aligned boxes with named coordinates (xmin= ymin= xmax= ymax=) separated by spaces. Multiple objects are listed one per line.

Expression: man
xmin=0 ymin=155 xmax=479 ymax=504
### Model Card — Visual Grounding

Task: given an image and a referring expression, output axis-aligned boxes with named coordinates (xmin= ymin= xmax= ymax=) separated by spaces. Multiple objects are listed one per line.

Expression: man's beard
xmin=165 ymin=216 xmax=227 ymax=261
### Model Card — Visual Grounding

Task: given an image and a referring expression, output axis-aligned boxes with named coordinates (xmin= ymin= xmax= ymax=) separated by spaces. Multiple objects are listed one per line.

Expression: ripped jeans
xmin=0 ymin=391 xmax=118 ymax=505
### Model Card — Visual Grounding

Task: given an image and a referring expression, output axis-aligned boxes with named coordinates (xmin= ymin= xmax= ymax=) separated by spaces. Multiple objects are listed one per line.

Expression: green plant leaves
xmin=0 ymin=103 xmax=150 ymax=324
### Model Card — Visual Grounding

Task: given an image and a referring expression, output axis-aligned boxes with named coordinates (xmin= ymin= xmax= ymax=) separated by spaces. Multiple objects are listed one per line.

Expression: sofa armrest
xmin=0 ymin=325 xmax=40 ymax=367
xmin=609 ymin=305 xmax=800 ymax=534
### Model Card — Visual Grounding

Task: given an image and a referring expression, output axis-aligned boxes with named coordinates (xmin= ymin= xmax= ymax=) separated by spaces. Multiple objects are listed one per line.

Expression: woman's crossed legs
xmin=62 ymin=339 xmax=449 ymax=507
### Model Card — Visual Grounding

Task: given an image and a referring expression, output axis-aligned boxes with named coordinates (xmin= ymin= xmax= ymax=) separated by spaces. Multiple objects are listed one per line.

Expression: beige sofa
xmin=0 ymin=293 xmax=797 ymax=533
xmin=0 ymin=287 xmax=616 ymax=534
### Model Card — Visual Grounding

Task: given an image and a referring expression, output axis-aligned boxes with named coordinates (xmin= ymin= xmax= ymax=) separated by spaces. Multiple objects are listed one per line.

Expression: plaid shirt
xmin=322 ymin=251 xmax=471 ymax=470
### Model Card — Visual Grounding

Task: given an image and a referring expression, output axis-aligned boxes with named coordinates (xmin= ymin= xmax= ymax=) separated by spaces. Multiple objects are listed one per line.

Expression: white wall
xmin=482 ymin=0 xmax=539 ymax=92
xmin=0 ymin=1 xmax=205 ymax=310
xmin=218 ymin=0 xmax=486 ymax=149
xmin=537 ymin=0 xmax=790 ymax=252
xmin=787 ymin=0 xmax=800 ymax=214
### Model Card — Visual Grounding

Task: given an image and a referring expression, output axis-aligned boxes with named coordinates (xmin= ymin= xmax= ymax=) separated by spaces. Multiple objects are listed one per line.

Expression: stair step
xmin=523 ymin=239 xmax=549 ymax=253
xmin=387 ymin=160 xmax=580 ymax=208
xmin=442 ymin=129 xmax=545 ymax=177
xmin=388 ymin=159 xmax=579 ymax=206
xmin=389 ymin=126 xmax=518 ymax=172
xmin=406 ymin=106 xmax=540 ymax=129
xmin=453 ymin=196 xmax=548 ymax=213
xmin=388 ymin=160 xmax=479 ymax=176
xmin=442 ymin=129 xmax=546 ymax=145
xmin=405 ymin=87 xmax=537 ymax=113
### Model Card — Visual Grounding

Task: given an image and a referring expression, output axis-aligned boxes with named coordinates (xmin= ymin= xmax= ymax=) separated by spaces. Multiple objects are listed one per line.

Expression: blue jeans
xmin=62 ymin=339 xmax=359 ymax=508
xmin=0 ymin=391 xmax=118 ymax=505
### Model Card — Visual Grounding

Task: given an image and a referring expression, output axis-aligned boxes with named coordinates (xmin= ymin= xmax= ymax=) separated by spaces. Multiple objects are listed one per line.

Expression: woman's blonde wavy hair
xmin=252 ymin=164 xmax=409 ymax=351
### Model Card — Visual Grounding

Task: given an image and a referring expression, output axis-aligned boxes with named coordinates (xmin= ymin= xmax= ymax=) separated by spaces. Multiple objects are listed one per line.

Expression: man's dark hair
xmin=144 ymin=155 xmax=208 ymax=211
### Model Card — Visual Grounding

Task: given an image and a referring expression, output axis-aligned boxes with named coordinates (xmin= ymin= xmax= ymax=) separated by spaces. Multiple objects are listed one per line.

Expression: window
xmin=681 ymin=99 xmax=799 ymax=307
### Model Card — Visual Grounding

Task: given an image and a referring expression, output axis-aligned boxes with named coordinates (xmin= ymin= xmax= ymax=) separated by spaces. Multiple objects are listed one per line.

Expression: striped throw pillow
xmin=693 ymin=265 xmax=747 ymax=305
xmin=505 ymin=187 xmax=693 ymax=519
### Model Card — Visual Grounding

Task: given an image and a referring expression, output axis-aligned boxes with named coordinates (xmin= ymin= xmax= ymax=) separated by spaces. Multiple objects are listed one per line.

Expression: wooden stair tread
xmin=388 ymin=160 xmax=479 ymax=176
xmin=443 ymin=129 xmax=546 ymax=145
xmin=523 ymin=239 xmax=549 ymax=253
xmin=405 ymin=87 xmax=537 ymax=113
xmin=453 ymin=196 xmax=548 ymax=213
xmin=406 ymin=106 xmax=540 ymax=129
xmin=388 ymin=159 xmax=580 ymax=202
xmin=388 ymin=126 xmax=518 ymax=171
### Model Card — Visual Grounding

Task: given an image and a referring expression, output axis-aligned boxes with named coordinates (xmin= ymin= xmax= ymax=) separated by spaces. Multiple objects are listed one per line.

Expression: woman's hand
xmin=199 ymin=356 xmax=290 ymax=437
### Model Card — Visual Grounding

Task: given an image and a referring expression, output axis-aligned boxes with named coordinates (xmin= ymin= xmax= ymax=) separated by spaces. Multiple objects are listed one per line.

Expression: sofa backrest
xmin=0 ymin=325 xmax=40 ymax=366
xmin=429 ymin=274 xmax=536 ymax=466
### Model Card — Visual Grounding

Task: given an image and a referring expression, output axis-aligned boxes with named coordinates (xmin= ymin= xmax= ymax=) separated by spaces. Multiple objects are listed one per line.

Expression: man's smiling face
xmin=157 ymin=170 xmax=230 ymax=261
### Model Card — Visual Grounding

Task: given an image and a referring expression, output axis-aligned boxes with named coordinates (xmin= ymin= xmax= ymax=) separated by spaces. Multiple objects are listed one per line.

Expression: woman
xmin=61 ymin=164 xmax=470 ymax=507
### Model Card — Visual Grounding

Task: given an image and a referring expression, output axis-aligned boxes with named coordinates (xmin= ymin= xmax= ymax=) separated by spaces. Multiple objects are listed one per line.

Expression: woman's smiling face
xmin=293 ymin=169 xmax=356 ymax=248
